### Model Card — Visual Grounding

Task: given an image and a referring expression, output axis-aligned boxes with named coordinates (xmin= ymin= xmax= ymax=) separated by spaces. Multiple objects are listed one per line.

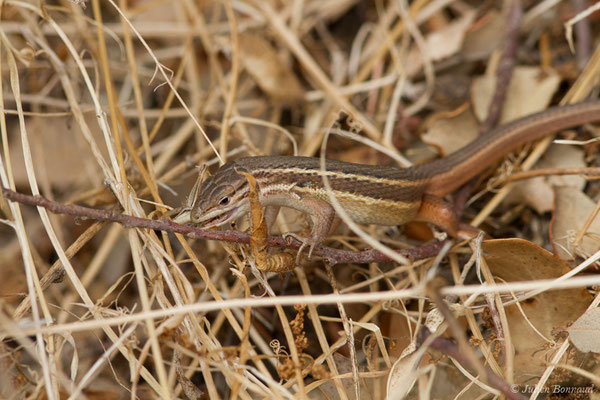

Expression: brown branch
xmin=455 ymin=0 xmax=522 ymax=223
xmin=479 ymin=0 xmax=522 ymax=136
xmin=484 ymin=293 xmax=506 ymax=365
xmin=1 ymin=187 xmax=447 ymax=265
xmin=492 ymin=167 xmax=600 ymax=186
xmin=573 ymin=0 xmax=592 ymax=71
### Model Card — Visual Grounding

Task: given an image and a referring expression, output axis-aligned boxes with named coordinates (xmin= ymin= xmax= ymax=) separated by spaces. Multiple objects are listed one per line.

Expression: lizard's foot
xmin=283 ymin=232 xmax=319 ymax=264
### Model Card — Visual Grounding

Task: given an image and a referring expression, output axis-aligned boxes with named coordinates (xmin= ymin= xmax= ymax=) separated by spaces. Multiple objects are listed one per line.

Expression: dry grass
xmin=1 ymin=1 xmax=600 ymax=399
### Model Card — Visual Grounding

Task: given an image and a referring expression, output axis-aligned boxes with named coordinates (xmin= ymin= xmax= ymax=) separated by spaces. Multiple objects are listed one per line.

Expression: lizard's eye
xmin=219 ymin=197 xmax=230 ymax=206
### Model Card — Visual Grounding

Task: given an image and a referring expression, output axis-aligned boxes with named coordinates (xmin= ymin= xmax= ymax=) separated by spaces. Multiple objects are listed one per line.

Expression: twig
xmin=572 ymin=0 xmax=593 ymax=70
xmin=457 ymin=0 xmax=521 ymax=227
xmin=1 ymin=187 xmax=448 ymax=265
xmin=479 ymin=0 xmax=522 ymax=135
xmin=492 ymin=167 xmax=600 ymax=186
xmin=484 ymin=292 xmax=506 ymax=364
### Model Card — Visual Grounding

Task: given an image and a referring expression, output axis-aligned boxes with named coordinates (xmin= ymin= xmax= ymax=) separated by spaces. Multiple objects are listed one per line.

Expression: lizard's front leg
xmin=264 ymin=206 xmax=281 ymax=230
xmin=282 ymin=196 xmax=336 ymax=263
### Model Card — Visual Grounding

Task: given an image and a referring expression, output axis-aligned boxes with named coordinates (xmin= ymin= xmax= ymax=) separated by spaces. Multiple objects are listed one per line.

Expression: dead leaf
xmin=10 ymin=115 xmax=107 ymax=190
xmin=461 ymin=11 xmax=505 ymax=61
xmin=431 ymin=74 xmax=472 ymax=108
xmin=472 ymin=66 xmax=561 ymax=125
xmin=236 ymin=33 xmax=304 ymax=104
xmin=504 ymin=144 xmax=586 ymax=213
xmin=505 ymin=177 xmax=555 ymax=214
xmin=551 ymin=186 xmax=600 ymax=260
xmin=405 ymin=11 xmax=476 ymax=77
xmin=130 ymin=0 xmax=177 ymax=22
xmin=482 ymin=239 xmax=592 ymax=381
xmin=302 ymin=0 xmax=361 ymax=24
xmin=567 ymin=308 xmax=600 ymax=353
xmin=386 ymin=345 xmax=421 ymax=399
xmin=421 ymin=106 xmax=479 ymax=156
xmin=174 ymin=350 xmax=204 ymax=400
xmin=541 ymin=145 xmax=586 ymax=189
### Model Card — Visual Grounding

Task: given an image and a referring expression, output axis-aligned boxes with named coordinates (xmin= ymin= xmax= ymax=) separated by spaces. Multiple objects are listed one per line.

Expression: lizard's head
xmin=189 ymin=163 xmax=251 ymax=228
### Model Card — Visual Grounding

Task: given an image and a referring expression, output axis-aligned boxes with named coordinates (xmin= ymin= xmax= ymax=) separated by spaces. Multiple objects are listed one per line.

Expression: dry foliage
xmin=2 ymin=1 xmax=600 ymax=399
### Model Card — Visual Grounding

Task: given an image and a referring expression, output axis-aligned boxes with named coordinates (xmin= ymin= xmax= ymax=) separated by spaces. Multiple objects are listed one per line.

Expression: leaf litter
xmin=1 ymin=1 xmax=600 ymax=399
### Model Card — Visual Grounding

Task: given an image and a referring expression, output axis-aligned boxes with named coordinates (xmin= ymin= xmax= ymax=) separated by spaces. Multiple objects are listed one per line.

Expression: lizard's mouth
xmin=202 ymin=206 xmax=239 ymax=228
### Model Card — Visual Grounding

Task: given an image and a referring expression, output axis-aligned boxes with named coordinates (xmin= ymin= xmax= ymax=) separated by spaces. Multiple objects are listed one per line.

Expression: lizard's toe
xmin=283 ymin=232 xmax=319 ymax=264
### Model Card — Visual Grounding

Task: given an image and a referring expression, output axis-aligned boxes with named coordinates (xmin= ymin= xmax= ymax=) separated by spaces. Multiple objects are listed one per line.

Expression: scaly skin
xmin=186 ymin=101 xmax=600 ymax=260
